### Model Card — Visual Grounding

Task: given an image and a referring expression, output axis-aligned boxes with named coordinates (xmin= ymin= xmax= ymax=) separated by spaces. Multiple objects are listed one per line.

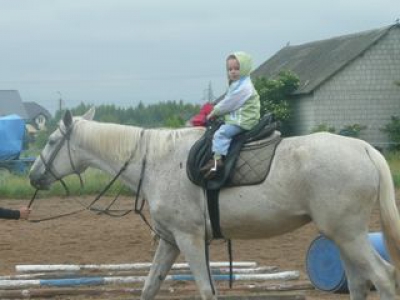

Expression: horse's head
xmin=29 ymin=107 xmax=95 ymax=190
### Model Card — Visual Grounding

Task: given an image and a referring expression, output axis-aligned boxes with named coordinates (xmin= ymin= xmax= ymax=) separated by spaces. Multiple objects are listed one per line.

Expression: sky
xmin=0 ymin=1 xmax=399 ymax=115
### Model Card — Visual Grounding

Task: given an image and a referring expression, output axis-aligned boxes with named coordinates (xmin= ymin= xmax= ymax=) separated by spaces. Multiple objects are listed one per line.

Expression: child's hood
xmin=229 ymin=51 xmax=253 ymax=77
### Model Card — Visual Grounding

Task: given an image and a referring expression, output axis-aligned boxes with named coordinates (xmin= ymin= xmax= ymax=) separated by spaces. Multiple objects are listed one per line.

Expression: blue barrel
xmin=306 ymin=232 xmax=389 ymax=293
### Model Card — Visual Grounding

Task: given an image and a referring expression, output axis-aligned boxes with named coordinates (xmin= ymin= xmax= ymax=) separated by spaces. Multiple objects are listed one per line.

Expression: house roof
xmin=23 ymin=102 xmax=52 ymax=120
xmin=252 ymin=24 xmax=399 ymax=95
xmin=0 ymin=90 xmax=29 ymax=119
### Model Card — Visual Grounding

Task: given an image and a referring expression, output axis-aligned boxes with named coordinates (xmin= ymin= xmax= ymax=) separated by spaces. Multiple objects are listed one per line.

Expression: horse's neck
xmin=142 ymin=127 xmax=204 ymax=162
xmin=77 ymin=121 xmax=144 ymax=169
xmin=78 ymin=121 xmax=203 ymax=169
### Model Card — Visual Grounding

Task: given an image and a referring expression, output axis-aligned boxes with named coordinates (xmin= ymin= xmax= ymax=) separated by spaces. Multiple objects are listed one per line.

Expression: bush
xmin=339 ymin=124 xmax=367 ymax=137
xmin=312 ymin=124 xmax=336 ymax=133
xmin=382 ymin=116 xmax=400 ymax=150
xmin=254 ymin=71 xmax=300 ymax=122
xmin=312 ymin=123 xmax=367 ymax=137
xmin=386 ymin=151 xmax=400 ymax=187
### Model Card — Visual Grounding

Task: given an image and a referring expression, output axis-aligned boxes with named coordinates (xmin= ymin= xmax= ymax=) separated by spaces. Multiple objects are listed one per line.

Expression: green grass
xmin=0 ymin=169 xmax=131 ymax=200
xmin=1 ymin=151 xmax=400 ymax=199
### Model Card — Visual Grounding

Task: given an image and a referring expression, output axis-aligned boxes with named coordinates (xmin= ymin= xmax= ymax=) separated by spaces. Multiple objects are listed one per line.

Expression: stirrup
xmin=210 ymin=159 xmax=218 ymax=172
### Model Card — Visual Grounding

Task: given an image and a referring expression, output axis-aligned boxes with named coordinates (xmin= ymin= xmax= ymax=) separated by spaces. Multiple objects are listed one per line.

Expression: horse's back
xmin=276 ymin=132 xmax=376 ymax=177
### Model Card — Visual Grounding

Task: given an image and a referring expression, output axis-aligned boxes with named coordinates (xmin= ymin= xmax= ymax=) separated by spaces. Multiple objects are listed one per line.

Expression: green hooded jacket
xmin=209 ymin=51 xmax=260 ymax=130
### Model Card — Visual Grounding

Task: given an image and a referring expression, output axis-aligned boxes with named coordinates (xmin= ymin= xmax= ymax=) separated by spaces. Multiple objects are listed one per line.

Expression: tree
xmin=254 ymin=71 xmax=299 ymax=121
xmin=253 ymin=70 xmax=299 ymax=135
xmin=164 ymin=115 xmax=185 ymax=128
xmin=31 ymin=101 xmax=200 ymax=150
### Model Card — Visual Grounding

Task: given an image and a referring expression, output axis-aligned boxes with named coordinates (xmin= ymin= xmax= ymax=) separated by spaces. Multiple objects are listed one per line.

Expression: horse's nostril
xmin=30 ymin=178 xmax=38 ymax=188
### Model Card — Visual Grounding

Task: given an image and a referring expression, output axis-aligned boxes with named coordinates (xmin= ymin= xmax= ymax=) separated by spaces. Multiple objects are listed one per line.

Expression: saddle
xmin=186 ymin=113 xmax=282 ymax=190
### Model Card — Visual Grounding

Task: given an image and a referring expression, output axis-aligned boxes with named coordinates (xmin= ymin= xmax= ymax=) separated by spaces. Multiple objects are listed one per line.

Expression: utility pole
xmin=203 ymin=81 xmax=215 ymax=103
xmin=57 ymin=91 xmax=63 ymax=112
xmin=208 ymin=81 xmax=215 ymax=103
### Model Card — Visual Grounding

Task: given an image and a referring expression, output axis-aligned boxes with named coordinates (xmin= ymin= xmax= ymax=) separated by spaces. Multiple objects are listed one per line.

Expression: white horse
xmin=29 ymin=108 xmax=400 ymax=300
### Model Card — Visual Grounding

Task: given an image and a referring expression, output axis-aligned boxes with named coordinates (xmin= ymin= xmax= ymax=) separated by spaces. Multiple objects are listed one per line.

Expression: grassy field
xmin=0 ymin=169 xmax=130 ymax=200
xmin=0 ymin=151 xmax=400 ymax=200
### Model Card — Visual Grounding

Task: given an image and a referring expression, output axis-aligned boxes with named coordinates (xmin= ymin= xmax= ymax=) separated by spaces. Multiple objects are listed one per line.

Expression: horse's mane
xmin=75 ymin=119 xmax=205 ymax=164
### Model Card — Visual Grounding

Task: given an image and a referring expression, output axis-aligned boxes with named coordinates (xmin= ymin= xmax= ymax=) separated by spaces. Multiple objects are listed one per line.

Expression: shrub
xmin=382 ymin=116 xmax=400 ymax=150
xmin=339 ymin=124 xmax=367 ymax=137
xmin=312 ymin=124 xmax=336 ymax=133
xmin=254 ymin=71 xmax=300 ymax=122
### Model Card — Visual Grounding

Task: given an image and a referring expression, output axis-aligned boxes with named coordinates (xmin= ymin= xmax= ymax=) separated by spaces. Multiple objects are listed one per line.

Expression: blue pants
xmin=212 ymin=124 xmax=245 ymax=157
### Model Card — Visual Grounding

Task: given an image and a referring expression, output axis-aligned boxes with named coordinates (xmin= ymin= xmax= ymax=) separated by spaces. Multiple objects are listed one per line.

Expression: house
xmin=23 ymin=101 xmax=52 ymax=131
xmin=0 ymin=90 xmax=29 ymax=120
xmin=252 ymin=23 xmax=400 ymax=148
xmin=0 ymin=90 xmax=51 ymax=133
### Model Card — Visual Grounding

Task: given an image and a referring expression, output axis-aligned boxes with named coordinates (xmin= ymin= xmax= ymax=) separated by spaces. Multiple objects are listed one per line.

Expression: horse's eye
xmin=48 ymin=139 xmax=56 ymax=146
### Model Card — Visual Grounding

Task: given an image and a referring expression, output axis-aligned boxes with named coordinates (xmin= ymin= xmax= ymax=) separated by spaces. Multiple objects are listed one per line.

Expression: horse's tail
xmin=366 ymin=145 xmax=400 ymax=276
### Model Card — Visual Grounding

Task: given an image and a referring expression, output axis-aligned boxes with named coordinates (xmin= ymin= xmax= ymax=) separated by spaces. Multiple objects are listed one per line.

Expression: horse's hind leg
xmin=175 ymin=231 xmax=217 ymax=300
xmin=338 ymin=234 xmax=396 ymax=300
xmin=340 ymin=253 xmax=370 ymax=300
xmin=140 ymin=238 xmax=180 ymax=300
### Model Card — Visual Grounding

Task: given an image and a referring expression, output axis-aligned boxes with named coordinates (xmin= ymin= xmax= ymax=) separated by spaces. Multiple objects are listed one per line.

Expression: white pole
xmin=4 ymin=266 xmax=276 ymax=280
xmin=16 ymin=261 xmax=258 ymax=273
xmin=0 ymin=271 xmax=299 ymax=290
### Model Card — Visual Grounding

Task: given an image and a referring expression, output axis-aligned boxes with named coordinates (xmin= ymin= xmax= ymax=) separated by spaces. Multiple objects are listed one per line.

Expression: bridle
xmin=28 ymin=124 xmax=177 ymax=248
xmin=38 ymin=122 xmax=83 ymax=196
xmin=28 ymin=124 xmax=146 ymax=222
xmin=28 ymin=121 xmax=83 ymax=210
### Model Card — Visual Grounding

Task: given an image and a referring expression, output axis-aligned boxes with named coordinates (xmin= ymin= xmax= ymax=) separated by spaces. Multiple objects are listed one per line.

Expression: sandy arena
xmin=1 ymin=194 xmax=399 ymax=299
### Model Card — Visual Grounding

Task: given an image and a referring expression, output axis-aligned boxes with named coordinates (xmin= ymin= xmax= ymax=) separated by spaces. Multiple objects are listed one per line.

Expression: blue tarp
xmin=0 ymin=114 xmax=26 ymax=160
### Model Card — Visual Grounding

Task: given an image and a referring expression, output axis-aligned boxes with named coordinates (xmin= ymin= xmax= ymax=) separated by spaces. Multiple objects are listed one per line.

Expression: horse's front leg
xmin=175 ymin=231 xmax=217 ymax=300
xmin=140 ymin=238 xmax=180 ymax=300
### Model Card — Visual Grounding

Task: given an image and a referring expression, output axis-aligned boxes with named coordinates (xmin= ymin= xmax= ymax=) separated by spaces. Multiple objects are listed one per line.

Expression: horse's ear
xmin=63 ymin=110 xmax=73 ymax=128
xmin=82 ymin=107 xmax=95 ymax=120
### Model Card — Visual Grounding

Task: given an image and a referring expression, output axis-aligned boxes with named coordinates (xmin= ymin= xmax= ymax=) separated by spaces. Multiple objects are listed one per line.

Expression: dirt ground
xmin=1 ymin=194 xmax=399 ymax=300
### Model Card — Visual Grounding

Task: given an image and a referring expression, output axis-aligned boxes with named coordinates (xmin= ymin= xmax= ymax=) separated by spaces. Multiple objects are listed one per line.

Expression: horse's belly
xmin=217 ymin=188 xmax=310 ymax=239
xmin=219 ymin=213 xmax=310 ymax=239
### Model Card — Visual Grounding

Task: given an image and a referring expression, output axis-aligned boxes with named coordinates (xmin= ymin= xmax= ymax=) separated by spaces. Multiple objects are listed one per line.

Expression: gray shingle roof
xmin=23 ymin=102 xmax=52 ymax=120
xmin=252 ymin=24 xmax=399 ymax=95
xmin=0 ymin=90 xmax=29 ymax=119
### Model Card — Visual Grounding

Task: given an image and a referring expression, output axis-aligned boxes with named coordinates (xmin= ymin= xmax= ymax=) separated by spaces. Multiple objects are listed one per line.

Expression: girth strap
xmin=206 ymin=189 xmax=223 ymax=239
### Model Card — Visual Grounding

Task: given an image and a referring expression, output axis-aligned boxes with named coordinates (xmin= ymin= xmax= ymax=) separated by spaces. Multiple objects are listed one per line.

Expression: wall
xmin=313 ymin=27 xmax=400 ymax=148
xmin=288 ymin=94 xmax=314 ymax=135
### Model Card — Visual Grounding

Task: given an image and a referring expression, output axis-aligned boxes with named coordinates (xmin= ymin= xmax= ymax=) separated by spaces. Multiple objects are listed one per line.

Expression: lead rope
xmin=27 ymin=155 xmax=133 ymax=222
xmin=27 ymin=189 xmax=39 ymax=209
xmin=27 ymin=188 xmax=87 ymax=223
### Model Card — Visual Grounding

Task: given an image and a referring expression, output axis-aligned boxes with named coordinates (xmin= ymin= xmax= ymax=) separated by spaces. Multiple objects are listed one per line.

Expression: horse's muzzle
xmin=29 ymin=174 xmax=51 ymax=190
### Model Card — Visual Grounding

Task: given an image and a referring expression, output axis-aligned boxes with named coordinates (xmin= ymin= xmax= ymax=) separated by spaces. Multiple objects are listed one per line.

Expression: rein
xmin=27 ymin=126 xmax=143 ymax=222
xmin=29 ymin=124 xmax=177 ymax=247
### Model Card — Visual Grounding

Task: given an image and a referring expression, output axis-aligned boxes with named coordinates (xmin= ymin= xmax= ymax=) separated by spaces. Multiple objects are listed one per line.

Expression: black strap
xmin=206 ymin=189 xmax=224 ymax=239
xmin=228 ymin=239 xmax=233 ymax=288
xmin=205 ymin=241 xmax=216 ymax=295
xmin=86 ymin=159 xmax=131 ymax=209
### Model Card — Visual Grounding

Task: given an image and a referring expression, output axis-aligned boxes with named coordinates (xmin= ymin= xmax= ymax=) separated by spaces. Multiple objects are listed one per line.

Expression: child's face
xmin=227 ymin=58 xmax=240 ymax=82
